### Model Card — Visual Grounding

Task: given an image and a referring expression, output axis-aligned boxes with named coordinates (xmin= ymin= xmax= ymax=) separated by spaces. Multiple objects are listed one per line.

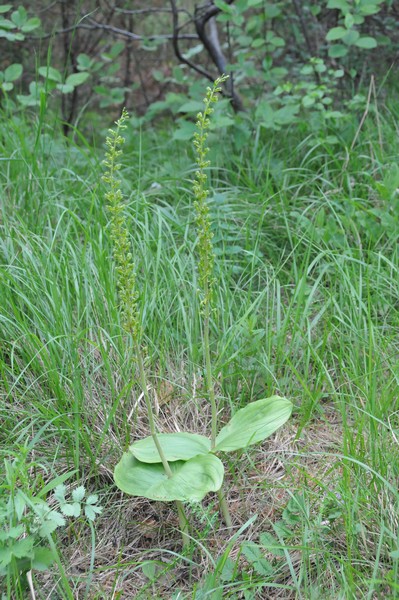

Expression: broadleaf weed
xmin=0 ymin=451 xmax=102 ymax=598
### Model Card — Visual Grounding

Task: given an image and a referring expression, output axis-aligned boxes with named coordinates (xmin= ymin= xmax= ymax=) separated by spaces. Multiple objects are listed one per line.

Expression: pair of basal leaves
xmin=114 ymin=395 xmax=292 ymax=503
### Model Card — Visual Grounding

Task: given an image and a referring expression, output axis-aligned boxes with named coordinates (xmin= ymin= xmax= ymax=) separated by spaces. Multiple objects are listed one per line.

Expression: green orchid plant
xmin=104 ymin=77 xmax=292 ymax=546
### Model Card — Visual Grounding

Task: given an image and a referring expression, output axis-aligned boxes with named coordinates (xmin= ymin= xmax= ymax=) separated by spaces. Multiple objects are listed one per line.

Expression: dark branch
xmin=30 ymin=21 xmax=198 ymax=42
xmin=114 ymin=7 xmax=188 ymax=16
xmin=194 ymin=1 xmax=244 ymax=111
xmin=169 ymin=0 xmax=215 ymax=82
xmin=291 ymin=0 xmax=316 ymax=58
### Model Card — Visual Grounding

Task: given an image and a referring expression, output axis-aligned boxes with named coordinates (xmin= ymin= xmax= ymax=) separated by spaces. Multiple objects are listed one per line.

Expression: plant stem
xmin=135 ymin=341 xmax=190 ymax=545
xmin=193 ymin=75 xmax=233 ymax=527
xmin=84 ymin=521 xmax=96 ymax=600
xmin=176 ymin=501 xmax=190 ymax=547
xmin=204 ymin=287 xmax=232 ymax=527
xmin=47 ymin=536 xmax=75 ymax=600
xmin=217 ymin=488 xmax=232 ymax=528
xmin=135 ymin=341 xmax=172 ymax=476
xmin=204 ymin=305 xmax=217 ymax=449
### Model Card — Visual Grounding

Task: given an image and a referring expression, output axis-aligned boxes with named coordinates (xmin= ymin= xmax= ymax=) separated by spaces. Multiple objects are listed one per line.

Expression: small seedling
xmin=0 ymin=452 xmax=102 ymax=598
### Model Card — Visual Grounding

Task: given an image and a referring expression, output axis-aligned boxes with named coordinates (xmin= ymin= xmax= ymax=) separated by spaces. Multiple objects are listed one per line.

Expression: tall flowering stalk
xmin=193 ymin=75 xmax=232 ymax=526
xmin=102 ymin=110 xmax=189 ymax=545
xmin=103 ymin=109 xmax=140 ymax=340
xmin=110 ymin=84 xmax=292 ymax=543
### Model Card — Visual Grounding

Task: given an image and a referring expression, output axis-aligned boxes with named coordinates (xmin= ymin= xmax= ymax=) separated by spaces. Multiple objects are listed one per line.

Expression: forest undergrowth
xmin=1 ymin=94 xmax=399 ymax=599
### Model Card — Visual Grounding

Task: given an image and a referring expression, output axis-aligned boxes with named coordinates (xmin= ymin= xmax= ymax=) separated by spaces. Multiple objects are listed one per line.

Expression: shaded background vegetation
xmin=1 ymin=0 xmax=398 ymax=132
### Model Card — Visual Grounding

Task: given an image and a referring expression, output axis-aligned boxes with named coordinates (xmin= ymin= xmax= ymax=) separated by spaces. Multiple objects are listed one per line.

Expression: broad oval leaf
xmin=129 ymin=432 xmax=211 ymax=463
xmin=355 ymin=36 xmax=377 ymax=49
xmin=115 ymin=452 xmax=169 ymax=498
xmin=214 ymin=396 xmax=292 ymax=452
xmin=0 ymin=17 xmax=15 ymax=29
xmin=326 ymin=26 xmax=346 ymax=42
xmin=328 ymin=44 xmax=348 ymax=58
xmin=114 ymin=452 xmax=224 ymax=502
xmin=65 ymin=71 xmax=90 ymax=87
xmin=21 ymin=17 xmax=41 ymax=33
xmin=31 ymin=547 xmax=55 ymax=571
xmin=56 ymin=83 xmax=74 ymax=94
xmin=172 ymin=120 xmax=197 ymax=141
xmin=327 ymin=0 xmax=350 ymax=8
xmin=154 ymin=454 xmax=224 ymax=501
xmin=177 ymin=100 xmax=203 ymax=113
xmin=4 ymin=63 xmax=22 ymax=82
xmin=342 ymin=29 xmax=359 ymax=45
xmin=38 ymin=66 xmax=62 ymax=83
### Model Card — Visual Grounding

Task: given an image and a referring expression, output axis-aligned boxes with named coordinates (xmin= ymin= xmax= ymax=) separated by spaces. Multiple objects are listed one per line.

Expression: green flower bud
xmin=102 ymin=109 xmax=141 ymax=340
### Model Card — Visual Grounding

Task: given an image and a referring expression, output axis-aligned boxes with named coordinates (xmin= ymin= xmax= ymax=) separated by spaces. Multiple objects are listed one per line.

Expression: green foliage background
xmin=1 ymin=1 xmax=399 ymax=598
xmin=1 ymin=0 xmax=398 ymax=131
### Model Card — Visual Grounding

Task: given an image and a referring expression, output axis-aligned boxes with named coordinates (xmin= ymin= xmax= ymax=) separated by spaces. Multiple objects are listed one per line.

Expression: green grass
xmin=1 ymin=100 xmax=399 ymax=599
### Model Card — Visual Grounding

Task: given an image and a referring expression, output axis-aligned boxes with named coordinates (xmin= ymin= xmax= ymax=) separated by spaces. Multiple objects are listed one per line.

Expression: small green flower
xmin=102 ymin=109 xmax=141 ymax=340
xmin=193 ymin=75 xmax=229 ymax=312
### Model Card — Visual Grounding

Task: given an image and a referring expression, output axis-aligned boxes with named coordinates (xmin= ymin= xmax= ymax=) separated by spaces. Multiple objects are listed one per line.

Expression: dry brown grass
xmin=38 ymin=384 xmax=349 ymax=599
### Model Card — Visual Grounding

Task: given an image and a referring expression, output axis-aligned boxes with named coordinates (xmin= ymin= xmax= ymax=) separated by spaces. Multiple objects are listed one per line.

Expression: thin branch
xmin=194 ymin=1 xmax=244 ymax=111
xmin=195 ymin=15 xmax=226 ymax=73
xmin=291 ymin=0 xmax=315 ymax=58
xmin=114 ymin=7 xmax=188 ymax=16
xmin=194 ymin=0 xmax=235 ymax=24
xmin=169 ymin=0 xmax=215 ymax=82
xmin=89 ymin=18 xmax=199 ymax=41
xmin=29 ymin=21 xmax=198 ymax=41
xmin=37 ymin=0 xmax=58 ymax=13
xmin=102 ymin=0 xmax=191 ymax=22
